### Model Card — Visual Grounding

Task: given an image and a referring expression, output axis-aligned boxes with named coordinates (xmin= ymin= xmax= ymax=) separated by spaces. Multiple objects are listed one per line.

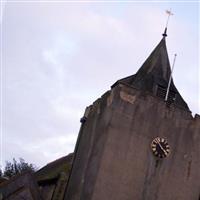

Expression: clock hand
xmin=158 ymin=142 xmax=167 ymax=155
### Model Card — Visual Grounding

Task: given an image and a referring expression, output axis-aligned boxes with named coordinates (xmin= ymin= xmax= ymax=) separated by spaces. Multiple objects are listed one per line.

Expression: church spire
xmin=112 ymin=32 xmax=189 ymax=111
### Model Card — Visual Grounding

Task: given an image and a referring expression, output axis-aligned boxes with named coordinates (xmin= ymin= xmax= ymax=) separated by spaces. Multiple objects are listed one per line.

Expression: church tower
xmin=64 ymin=30 xmax=200 ymax=200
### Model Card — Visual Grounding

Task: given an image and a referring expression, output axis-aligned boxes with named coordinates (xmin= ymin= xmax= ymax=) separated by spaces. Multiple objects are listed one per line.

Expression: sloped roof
xmin=112 ymin=37 xmax=189 ymax=110
xmin=35 ymin=153 xmax=73 ymax=182
xmin=0 ymin=154 xmax=74 ymax=200
xmin=0 ymin=172 xmax=42 ymax=200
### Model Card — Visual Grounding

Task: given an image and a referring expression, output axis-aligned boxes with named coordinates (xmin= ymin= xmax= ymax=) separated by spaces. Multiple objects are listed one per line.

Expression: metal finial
xmin=162 ymin=9 xmax=174 ymax=37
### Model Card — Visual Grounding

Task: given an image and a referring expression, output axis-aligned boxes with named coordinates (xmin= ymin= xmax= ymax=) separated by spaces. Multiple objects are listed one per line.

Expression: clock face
xmin=151 ymin=137 xmax=170 ymax=158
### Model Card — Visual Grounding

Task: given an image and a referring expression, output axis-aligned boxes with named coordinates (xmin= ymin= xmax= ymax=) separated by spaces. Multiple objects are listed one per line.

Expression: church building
xmin=64 ymin=28 xmax=200 ymax=200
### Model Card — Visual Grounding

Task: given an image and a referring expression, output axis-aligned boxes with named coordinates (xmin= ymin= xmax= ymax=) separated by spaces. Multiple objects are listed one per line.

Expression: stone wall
xmin=65 ymin=83 xmax=200 ymax=200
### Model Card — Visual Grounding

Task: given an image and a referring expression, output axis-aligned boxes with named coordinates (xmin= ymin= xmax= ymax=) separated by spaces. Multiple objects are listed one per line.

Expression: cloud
xmin=5 ymin=133 xmax=76 ymax=168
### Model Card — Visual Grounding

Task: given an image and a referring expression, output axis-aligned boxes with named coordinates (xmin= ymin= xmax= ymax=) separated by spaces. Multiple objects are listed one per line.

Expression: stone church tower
xmin=64 ymin=32 xmax=200 ymax=200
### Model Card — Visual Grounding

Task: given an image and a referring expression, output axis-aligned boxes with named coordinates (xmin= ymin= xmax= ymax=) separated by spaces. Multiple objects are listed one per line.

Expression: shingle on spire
xmin=112 ymin=38 xmax=189 ymax=111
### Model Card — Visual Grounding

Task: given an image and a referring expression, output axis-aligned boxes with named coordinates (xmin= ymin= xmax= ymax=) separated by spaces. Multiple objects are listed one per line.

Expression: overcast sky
xmin=0 ymin=1 xmax=199 ymax=169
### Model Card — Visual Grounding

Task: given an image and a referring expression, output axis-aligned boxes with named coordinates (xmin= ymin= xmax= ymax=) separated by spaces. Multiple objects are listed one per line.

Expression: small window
xmin=156 ymin=85 xmax=176 ymax=105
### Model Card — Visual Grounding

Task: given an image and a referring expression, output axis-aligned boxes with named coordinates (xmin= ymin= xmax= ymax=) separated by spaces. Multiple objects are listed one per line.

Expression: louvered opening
xmin=156 ymin=85 xmax=166 ymax=99
xmin=167 ymin=90 xmax=176 ymax=104
xmin=156 ymin=85 xmax=176 ymax=106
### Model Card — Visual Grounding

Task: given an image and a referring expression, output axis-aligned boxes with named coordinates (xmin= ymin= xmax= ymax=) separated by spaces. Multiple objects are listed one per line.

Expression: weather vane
xmin=163 ymin=9 xmax=174 ymax=37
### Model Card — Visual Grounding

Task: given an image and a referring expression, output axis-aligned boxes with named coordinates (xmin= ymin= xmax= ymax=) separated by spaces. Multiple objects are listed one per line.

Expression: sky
xmin=0 ymin=1 xmax=199 ymax=169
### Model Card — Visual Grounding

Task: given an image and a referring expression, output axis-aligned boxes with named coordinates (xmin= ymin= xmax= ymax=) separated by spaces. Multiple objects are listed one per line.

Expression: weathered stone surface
xmin=0 ymin=153 xmax=73 ymax=200
xmin=35 ymin=153 xmax=73 ymax=200
xmin=0 ymin=178 xmax=8 ymax=185
xmin=65 ymin=84 xmax=200 ymax=200
xmin=6 ymin=187 xmax=35 ymax=200
xmin=0 ymin=172 xmax=42 ymax=200
xmin=64 ymin=37 xmax=200 ymax=200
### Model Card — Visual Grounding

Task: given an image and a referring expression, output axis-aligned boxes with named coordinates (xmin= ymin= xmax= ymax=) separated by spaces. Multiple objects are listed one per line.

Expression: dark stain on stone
xmin=187 ymin=160 xmax=192 ymax=180
xmin=142 ymin=158 xmax=161 ymax=200
xmin=155 ymin=159 xmax=160 ymax=168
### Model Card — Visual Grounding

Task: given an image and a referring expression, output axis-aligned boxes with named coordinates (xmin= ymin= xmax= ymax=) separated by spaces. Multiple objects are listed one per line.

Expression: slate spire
xmin=112 ymin=37 xmax=189 ymax=110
